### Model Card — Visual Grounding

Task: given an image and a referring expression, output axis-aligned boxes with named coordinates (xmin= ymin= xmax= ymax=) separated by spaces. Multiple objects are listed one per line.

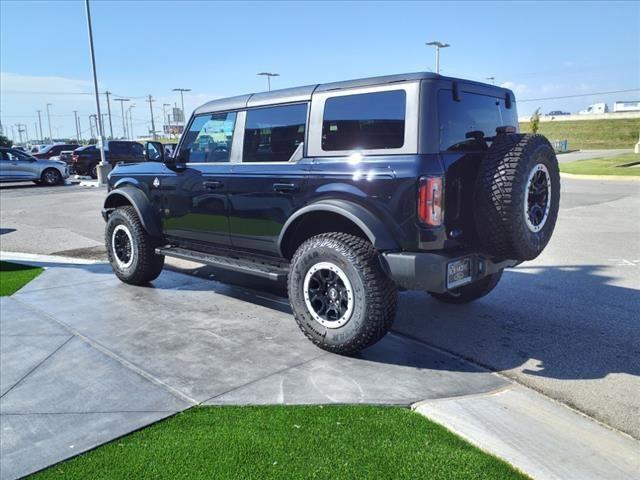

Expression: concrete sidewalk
xmin=1 ymin=257 xmax=638 ymax=479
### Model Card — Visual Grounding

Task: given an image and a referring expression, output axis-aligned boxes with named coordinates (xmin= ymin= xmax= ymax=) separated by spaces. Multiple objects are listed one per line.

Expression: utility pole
xmin=425 ymin=41 xmax=450 ymax=74
xmin=73 ymin=111 xmax=80 ymax=141
xmin=77 ymin=115 xmax=83 ymax=143
xmin=46 ymin=103 xmax=53 ymax=140
xmin=36 ymin=110 xmax=44 ymax=141
xmin=25 ymin=124 xmax=30 ymax=143
xmin=11 ymin=125 xmax=16 ymax=142
xmin=104 ymin=90 xmax=114 ymax=139
xmin=114 ymin=98 xmax=129 ymax=139
xmin=146 ymin=94 xmax=157 ymax=140
xmin=257 ymin=72 xmax=279 ymax=91
xmin=85 ymin=0 xmax=108 ymax=185
xmin=172 ymin=88 xmax=190 ymax=125
xmin=89 ymin=115 xmax=95 ymax=139
xmin=16 ymin=124 xmax=24 ymax=144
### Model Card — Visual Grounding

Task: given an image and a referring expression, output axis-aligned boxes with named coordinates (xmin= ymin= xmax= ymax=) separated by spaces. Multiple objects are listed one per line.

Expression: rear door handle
xmin=203 ymin=180 xmax=224 ymax=190
xmin=273 ymin=183 xmax=298 ymax=192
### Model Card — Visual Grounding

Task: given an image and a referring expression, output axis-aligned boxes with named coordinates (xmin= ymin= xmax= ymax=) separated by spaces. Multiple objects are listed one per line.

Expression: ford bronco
xmin=102 ymin=72 xmax=560 ymax=354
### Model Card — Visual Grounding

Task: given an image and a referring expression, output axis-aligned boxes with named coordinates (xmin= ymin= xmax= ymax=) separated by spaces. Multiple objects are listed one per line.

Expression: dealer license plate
xmin=447 ymin=257 xmax=473 ymax=289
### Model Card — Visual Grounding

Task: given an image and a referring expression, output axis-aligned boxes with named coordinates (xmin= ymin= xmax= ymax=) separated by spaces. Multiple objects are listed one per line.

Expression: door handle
xmin=273 ymin=183 xmax=298 ymax=193
xmin=203 ymin=180 xmax=224 ymax=190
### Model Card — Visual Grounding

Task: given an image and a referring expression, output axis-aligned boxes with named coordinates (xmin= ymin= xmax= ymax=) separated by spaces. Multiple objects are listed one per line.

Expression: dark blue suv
xmin=102 ymin=72 xmax=560 ymax=354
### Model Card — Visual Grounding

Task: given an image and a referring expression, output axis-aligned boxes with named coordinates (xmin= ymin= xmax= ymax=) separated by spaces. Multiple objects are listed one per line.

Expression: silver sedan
xmin=0 ymin=147 xmax=69 ymax=185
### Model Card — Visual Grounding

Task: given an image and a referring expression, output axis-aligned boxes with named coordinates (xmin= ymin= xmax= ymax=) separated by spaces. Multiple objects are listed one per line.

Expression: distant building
xmin=578 ymin=102 xmax=608 ymax=115
xmin=613 ymin=101 xmax=640 ymax=113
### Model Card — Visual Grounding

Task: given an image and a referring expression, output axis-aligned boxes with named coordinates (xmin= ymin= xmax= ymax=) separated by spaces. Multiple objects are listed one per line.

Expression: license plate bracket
xmin=447 ymin=257 xmax=473 ymax=289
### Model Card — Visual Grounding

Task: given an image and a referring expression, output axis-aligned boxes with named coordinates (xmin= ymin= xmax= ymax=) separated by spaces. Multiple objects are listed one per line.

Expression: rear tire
xmin=90 ymin=164 xmax=98 ymax=179
xmin=288 ymin=233 xmax=398 ymax=355
xmin=429 ymin=270 xmax=503 ymax=304
xmin=105 ymin=206 xmax=164 ymax=285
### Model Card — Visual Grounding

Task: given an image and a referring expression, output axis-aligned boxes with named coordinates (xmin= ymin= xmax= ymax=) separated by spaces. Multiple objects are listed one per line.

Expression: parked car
xmin=33 ymin=143 xmax=80 ymax=159
xmin=0 ymin=147 xmax=69 ymax=185
xmin=70 ymin=141 xmax=145 ymax=178
xmin=102 ymin=72 xmax=560 ymax=354
xmin=547 ymin=110 xmax=570 ymax=116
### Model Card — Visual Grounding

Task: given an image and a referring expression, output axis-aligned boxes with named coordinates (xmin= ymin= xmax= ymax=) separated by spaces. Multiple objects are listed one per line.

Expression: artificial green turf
xmin=560 ymin=153 xmax=640 ymax=176
xmin=30 ymin=406 xmax=527 ymax=480
xmin=0 ymin=261 xmax=43 ymax=296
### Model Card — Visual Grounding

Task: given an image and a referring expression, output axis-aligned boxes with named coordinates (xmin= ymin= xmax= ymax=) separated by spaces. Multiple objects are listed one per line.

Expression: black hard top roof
xmin=194 ymin=72 xmax=513 ymax=115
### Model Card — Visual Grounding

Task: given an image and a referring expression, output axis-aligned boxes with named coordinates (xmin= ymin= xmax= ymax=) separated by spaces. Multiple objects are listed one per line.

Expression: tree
xmin=529 ymin=107 xmax=541 ymax=134
xmin=0 ymin=135 xmax=13 ymax=147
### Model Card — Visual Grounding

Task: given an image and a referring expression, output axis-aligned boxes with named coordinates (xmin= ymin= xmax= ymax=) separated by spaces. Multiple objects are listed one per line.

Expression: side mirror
xmin=145 ymin=141 xmax=164 ymax=162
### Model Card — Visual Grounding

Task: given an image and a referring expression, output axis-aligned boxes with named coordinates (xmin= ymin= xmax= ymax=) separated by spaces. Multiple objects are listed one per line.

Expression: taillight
xmin=72 ymin=154 xmax=79 ymax=163
xmin=418 ymin=176 xmax=443 ymax=226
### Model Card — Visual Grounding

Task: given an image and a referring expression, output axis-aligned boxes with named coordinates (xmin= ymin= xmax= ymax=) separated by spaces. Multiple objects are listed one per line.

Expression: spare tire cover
xmin=474 ymin=133 xmax=560 ymax=261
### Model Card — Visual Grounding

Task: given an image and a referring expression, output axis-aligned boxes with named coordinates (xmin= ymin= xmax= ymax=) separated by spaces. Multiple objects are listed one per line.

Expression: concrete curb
xmin=0 ymin=251 xmax=105 ymax=266
xmin=560 ymin=172 xmax=640 ymax=182
xmin=413 ymin=384 xmax=640 ymax=480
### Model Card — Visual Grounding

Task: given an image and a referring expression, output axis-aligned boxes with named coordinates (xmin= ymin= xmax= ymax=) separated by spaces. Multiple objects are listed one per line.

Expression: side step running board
xmin=156 ymin=246 xmax=288 ymax=282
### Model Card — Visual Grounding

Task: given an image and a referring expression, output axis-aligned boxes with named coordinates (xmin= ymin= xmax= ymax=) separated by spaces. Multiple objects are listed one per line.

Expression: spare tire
xmin=474 ymin=134 xmax=560 ymax=261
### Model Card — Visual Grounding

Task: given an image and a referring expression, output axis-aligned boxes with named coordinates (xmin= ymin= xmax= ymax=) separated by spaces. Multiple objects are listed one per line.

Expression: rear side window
xmin=438 ymin=90 xmax=518 ymax=151
xmin=243 ymin=103 xmax=307 ymax=163
xmin=322 ymin=90 xmax=406 ymax=151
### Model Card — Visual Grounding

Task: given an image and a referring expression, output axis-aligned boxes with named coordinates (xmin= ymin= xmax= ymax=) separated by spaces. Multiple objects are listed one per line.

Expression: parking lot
xmin=1 ymin=176 xmax=638 ymax=440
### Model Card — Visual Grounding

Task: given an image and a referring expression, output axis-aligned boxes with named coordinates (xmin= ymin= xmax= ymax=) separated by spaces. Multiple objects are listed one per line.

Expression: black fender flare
xmin=102 ymin=186 xmax=162 ymax=238
xmin=278 ymin=199 xmax=399 ymax=257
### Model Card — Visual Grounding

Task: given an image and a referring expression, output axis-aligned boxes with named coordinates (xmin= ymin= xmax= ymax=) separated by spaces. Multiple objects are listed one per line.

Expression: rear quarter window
xmin=438 ymin=90 xmax=518 ymax=152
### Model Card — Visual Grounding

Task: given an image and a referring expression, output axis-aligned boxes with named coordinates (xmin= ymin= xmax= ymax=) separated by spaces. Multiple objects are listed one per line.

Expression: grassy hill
xmin=519 ymin=118 xmax=640 ymax=150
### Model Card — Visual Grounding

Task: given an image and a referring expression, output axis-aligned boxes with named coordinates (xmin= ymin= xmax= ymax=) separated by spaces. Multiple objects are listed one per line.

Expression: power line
xmin=519 ymin=88 xmax=640 ymax=102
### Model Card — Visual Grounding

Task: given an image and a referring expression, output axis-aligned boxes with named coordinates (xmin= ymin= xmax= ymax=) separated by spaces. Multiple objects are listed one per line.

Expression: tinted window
xmin=179 ymin=112 xmax=237 ymax=163
xmin=243 ymin=104 xmax=307 ymax=163
xmin=109 ymin=142 xmax=127 ymax=154
xmin=322 ymin=90 xmax=405 ymax=151
xmin=438 ymin=90 xmax=518 ymax=151
xmin=131 ymin=143 xmax=143 ymax=155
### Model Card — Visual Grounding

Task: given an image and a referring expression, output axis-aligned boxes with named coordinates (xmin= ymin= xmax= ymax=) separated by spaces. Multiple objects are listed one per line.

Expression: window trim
xmin=307 ymin=82 xmax=419 ymax=157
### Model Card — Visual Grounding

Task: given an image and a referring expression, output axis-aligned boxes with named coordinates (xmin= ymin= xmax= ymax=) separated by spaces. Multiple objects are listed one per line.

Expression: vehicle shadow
xmin=8 ymin=258 xmax=639 ymax=381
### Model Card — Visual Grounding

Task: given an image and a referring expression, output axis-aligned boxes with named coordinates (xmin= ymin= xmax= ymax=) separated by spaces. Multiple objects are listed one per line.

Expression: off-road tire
xmin=288 ymin=233 xmax=398 ymax=355
xmin=105 ymin=206 xmax=164 ymax=285
xmin=40 ymin=168 xmax=62 ymax=186
xmin=429 ymin=269 xmax=503 ymax=304
xmin=474 ymin=134 xmax=560 ymax=261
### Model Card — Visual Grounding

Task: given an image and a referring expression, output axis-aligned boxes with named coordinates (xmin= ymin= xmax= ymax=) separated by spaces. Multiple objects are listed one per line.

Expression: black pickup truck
xmin=70 ymin=141 xmax=144 ymax=178
xmin=101 ymin=72 xmax=560 ymax=354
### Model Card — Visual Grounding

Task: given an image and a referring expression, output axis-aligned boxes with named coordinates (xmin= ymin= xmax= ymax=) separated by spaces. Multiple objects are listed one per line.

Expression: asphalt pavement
xmin=1 ymin=176 xmax=639 ymax=438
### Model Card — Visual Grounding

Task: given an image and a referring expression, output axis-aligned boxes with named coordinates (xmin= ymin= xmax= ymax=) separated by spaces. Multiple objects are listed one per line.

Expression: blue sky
xmin=1 ymin=0 xmax=638 ymax=140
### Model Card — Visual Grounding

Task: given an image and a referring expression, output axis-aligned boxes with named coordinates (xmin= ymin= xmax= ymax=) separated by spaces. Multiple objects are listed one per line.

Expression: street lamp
xmin=84 ymin=0 xmax=108 ymax=185
xmin=46 ymin=103 xmax=53 ymax=141
xmin=486 ymin=76 xmax=496 ymax=85
xmin=425 ymin=41 xmax=450 ymax=74
xmin=128 ymin=104 xmax=136 ymax=140
xmin=172 ymin=88 xmax=190 ymax=125
xmin=257 ymin=72 xmax=279 ymax=92
xmin=114 ymin=98 xmax=129 ymax=138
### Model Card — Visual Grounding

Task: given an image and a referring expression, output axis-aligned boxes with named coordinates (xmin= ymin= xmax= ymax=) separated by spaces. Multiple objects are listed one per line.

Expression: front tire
xmin=429 ymin=270 xmax=503 ymax=304
xmin=41 ymin=168 xmax=63 ymax=186
xmin=105 ymin=206 xmax=164 ymax=285
xmin=288 ymin=233 xmax=398 ymax=355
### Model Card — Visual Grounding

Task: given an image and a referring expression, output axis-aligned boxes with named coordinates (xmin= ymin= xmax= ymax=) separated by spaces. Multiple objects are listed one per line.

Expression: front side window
xmin=438 ymin=90 xmax=518 ymax=152
xmin=322 ymin=90 xmax=406 ymax=151
xmin=179 ymin=111 xmax=237 ymax=163
xmin=243 ymin=104 xmax=307 ymax=163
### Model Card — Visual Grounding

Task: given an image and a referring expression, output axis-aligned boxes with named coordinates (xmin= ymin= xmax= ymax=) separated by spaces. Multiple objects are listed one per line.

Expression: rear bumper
xmin=380 ymin=250 xmax=518 ymax=293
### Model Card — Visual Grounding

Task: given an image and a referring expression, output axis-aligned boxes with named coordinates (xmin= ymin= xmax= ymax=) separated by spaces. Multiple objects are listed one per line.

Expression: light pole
xmin=114 ymin=98 xmax=129 ymax=138
xmin=77 ymin=116 xmax=83 ymax=143
xmin=46 ymin=103 xmax=53 ymax=140
xmin=128 ymin=104 xmax=135 ymax=140
xmin=486 ymin=76 xmax=496 ymax=85
xmin=146 ymin=95 xmax=157 ymax=140
xmin=36 ymin=110 xmax=44 ymax=142
xmin=104 ymin=90 xmax=114 ymax=139
xmin=84 ymin=0 xmax=108 ymax=185
xmin=172 ymin=88 xmax=190 ymax=125
xmin=73 ymin=110 xmax=80 ymax=141
xmin=257 ymin=72 xmax=279 ymax=91
xmin=425 ymin=41 xmax=450 ymax=74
